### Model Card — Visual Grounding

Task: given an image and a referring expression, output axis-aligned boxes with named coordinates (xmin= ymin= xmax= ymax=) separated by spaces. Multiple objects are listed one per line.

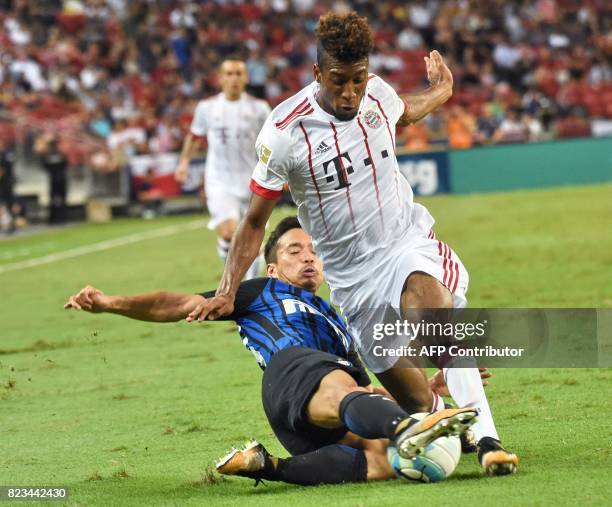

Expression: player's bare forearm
xmin=64 ymin=285 xmax=204 ymax=323
xmin=397 ymin=50 xmax=453 ymax=126
xmin=104 ymin=292 xmax=204 ymax=322
xmin=216 ymin=195 xmax=276 ymax=299
xmin=398 ymin=85 xmax=452 ymax=125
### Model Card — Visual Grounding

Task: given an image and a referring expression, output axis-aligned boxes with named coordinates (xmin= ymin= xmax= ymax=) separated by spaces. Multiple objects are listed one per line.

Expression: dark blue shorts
xmin=261 ymin=346 xmax=370 ymax=455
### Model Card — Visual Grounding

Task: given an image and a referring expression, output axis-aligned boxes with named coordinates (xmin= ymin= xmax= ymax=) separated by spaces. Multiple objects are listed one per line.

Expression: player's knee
xmin=401 ymin=271 xmax=453 ymax=309
xmin=308 ymin=370 xmax=367 ymax=427
xmin=322 ymin=370 xmax=366 ymax=408
xmin=217 ymin=220 xmax=237 ymax=241
xmin=218 ymin=229 xmax=233 ymax=242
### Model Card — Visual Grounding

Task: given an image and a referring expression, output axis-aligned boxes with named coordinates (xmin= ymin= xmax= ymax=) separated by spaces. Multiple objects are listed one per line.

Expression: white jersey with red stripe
xmin=251 ymin=75 xmax=470 ymax=372
xmin=251 ymin=74 xmax=435 ymax=290
xmin=191 ymin=93 xmax=270 ymax=198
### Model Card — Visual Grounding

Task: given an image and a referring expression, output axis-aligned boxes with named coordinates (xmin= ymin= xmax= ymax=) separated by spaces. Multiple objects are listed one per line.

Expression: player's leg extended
xmin=217 ymin=439 xmax=375 ymax=485
xmin=307 ymin=369 xmax=477 ymax=459
xmin=217 ymin=368 xmax=476 ymax=485
xmin=400 ymin=271 xmax=517 ymax=475
xmin=217 ymin=435 xmax=395 ymax=485
xmin=216 ymin=367 xmax=378 ymax=485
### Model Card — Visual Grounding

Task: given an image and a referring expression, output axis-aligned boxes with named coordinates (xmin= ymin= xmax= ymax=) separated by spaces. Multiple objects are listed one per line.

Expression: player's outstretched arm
xmin=64 ymin=285 xmax=205 ymax=322
xmin=397 ymin=50 xmax=453 ymax=126
xmin=187 ymin=194 xmax=277 ymax=322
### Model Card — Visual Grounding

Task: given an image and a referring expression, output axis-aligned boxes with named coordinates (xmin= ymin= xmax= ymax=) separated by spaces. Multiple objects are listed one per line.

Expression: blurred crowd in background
xmin=0 ymin=0 xmax=611 ymax=231
xmin=1 ymin=0 xmax=611 ymax=162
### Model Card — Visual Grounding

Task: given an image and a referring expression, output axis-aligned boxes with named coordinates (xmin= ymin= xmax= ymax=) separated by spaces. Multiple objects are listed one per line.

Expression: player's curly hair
xmin=264 ymin=216 xmax=302 ymax=264
xmin=315 ymin=11 xmax=373 ymax=67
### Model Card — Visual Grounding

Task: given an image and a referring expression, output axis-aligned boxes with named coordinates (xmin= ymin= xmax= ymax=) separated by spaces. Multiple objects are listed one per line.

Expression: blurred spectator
xmin=397 ymin=24 xmax=424 ymax=51
xmin=523 ymin=111 xmax=545 ymax=142
xmin=0 ymin=137 xmax=17 ymax=210
xmin=475 ymin=104 xmax=500 ymax=143
xmin=493 ymin=107 xmax=529 ymax=144
xmin=0 ymin=136 xmax=20 ymax=234
xmin=89 ymin=110 xmax=113 ymax=139
xmin=138 ymin=168 xmax=164 ymax=219
xmin=555 ymin=107 xmax=592 ymax=139
xmin=403 ymin=122 xmax=430 ymax=152
xmin=107 ymin=117 xmax=147 ymax=156
xmin=447 ymin=106 xmax=476 ymax=149
xmin=35 ymin=132 xmax=69 ymax=224
xmin=246 ymin=48 xmax=268 ymax=99
xmin=492 ymin=34 xmax=523 ymax=86
xmin=0 ymin=204 xmax=13 ymax=234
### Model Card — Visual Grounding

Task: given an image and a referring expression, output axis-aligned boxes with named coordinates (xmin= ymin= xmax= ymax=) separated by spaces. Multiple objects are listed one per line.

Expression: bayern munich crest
xmin=364 ymin=109 xmax=383 ymax=129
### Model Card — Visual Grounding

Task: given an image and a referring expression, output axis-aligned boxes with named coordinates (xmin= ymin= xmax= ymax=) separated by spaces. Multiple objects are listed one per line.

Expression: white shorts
xmin=331 ymin=229 xmax=469 ymax=373
xmin=205 ymin=185 xmax=250 ymax=231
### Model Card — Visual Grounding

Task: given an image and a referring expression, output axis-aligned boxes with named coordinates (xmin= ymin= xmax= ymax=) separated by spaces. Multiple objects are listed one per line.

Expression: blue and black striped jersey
xmin=200 ymin=277 xmax=359 ymax=369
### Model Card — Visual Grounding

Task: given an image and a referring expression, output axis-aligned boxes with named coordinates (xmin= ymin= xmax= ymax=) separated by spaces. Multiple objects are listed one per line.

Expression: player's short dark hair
xmin=221 ymin=52 xmax=246 ymax=65
xmin=315 ymin=11 xmax=373 ymax=68
xmin=264 ymin=216 xmax=302 ymax=264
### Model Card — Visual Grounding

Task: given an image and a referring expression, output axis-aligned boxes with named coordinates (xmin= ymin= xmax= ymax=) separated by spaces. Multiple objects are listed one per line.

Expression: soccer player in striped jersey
xmin=187 ymin=12 xmax=518 ymax=475
xmin=174 ymin=55 xmax=271 ymax=279
xmin=64 ymin=217 xmax=478 ymax=486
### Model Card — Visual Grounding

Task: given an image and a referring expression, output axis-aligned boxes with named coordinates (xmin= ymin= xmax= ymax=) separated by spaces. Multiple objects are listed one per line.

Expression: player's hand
xmin=429 ymin=367 xmax=491 ymax=397
xmin=425 ymin=50 xmax=453 ymax=89
xmin=174 ymin=160 xmax=189 ymax=183
xmin=64 ymin=285 xmax=107 ymax=312
xmin=186 ymin=294 xmax=234 ymax=322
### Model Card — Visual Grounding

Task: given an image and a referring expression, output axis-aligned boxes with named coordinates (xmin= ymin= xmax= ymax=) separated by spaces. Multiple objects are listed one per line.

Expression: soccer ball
xmin=387 ymin=413 xmax=462 ymax=483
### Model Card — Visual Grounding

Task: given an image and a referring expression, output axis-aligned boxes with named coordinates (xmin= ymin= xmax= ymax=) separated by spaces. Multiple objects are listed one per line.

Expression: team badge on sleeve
xmin=364 ymin=109 xmax=383 ymax=129
xmin=259 ymin=144 xmax=273 ymax=166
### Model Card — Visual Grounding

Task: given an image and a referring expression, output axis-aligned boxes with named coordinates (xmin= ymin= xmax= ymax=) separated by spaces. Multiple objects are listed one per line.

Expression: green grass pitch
xmin=1 ymin=184 xmax=611 ymax=506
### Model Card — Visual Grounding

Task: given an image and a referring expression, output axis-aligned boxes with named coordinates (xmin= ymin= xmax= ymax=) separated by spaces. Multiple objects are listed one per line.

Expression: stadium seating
xmin=0 ymin=1 xmax=610 ymax=167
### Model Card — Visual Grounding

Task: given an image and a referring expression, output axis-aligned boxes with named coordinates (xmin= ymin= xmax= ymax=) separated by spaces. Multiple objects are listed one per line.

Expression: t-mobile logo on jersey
xmin=322 ymin=149 xmax=390 ymax=190
xmin=323 ymin=152 xmax=354 ymax=189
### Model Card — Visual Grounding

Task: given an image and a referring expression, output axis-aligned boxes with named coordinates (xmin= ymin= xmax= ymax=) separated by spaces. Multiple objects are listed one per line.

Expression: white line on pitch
xmin=0 ymin=220 xmax=205 ymax=274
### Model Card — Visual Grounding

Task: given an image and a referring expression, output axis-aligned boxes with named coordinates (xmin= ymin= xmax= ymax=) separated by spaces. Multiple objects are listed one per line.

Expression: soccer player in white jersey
xmin=188 ymin=13 xmax=518 ymax=475
xmin=175 ymin=56 xmax=271 ymax=279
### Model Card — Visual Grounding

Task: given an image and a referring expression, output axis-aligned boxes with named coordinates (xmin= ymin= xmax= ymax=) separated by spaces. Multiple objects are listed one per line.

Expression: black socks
xmin=270 ymin=444 xmax=367 ymax=485
xmin=339 ymin=391 xmax=410 ymax=440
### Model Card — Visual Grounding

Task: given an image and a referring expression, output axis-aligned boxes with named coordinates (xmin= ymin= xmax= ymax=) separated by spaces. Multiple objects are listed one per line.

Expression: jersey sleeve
xmin=369 ymin=75 xmax=406 ymax=126
xmin=197 ymin=278 xmax=268 ymax=320
xmin=250 ymin=118 xmax=294 ymax=200
xmin=190 ymin=101 xmax=208 ymax=137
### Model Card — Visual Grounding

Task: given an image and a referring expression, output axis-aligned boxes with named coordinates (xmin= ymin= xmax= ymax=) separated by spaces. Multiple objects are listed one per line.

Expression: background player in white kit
xmin=188 ymin=13 xmax=518 ymax=476
xmin=175 ymin=56 xmax=270 ymax=279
